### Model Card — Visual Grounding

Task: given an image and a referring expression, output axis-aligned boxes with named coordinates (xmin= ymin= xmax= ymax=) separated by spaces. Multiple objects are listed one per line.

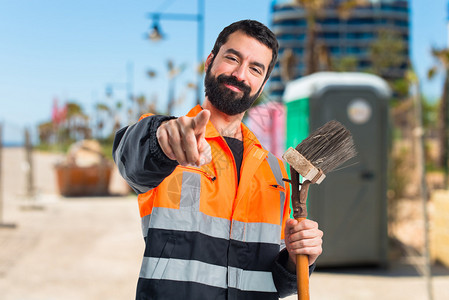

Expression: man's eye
xmin=226 ymin=56 xmax=238 ymax=62
xmin=251 ymin=67 xmax=262 ymax=75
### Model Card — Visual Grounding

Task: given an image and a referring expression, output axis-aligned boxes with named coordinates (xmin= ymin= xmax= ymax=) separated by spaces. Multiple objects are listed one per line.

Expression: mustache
xmin=217 ymin=74 xmax=251 ymax=93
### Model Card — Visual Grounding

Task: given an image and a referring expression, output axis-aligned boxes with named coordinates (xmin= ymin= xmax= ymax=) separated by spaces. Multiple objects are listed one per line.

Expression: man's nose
xmin=231 ymin=65 xmax=247 ymax=84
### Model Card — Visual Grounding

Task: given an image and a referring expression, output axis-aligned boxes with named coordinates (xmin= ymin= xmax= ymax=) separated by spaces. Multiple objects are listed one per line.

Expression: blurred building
xmin=268 ymin=0 xmax=410 ymax=102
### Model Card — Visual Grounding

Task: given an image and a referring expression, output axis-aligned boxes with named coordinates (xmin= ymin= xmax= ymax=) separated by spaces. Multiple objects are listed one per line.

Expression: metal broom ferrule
xmin=283 ymin=147 xmax=326 ymax=184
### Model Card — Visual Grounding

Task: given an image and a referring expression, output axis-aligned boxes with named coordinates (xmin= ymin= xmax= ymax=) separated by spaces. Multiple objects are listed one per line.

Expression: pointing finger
xmin=193 ymin=109 xmax=210 ymax=136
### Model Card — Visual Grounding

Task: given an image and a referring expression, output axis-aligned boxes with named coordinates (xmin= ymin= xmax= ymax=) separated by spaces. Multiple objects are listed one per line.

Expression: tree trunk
xmin=305 ymin=13 xmax=318 ymax=75
xmin=439 ymin=70 xmax=449 ymax=188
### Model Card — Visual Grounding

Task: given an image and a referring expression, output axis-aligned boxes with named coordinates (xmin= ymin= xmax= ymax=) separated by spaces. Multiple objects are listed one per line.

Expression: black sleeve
xmin=272 ymin=248 xmax=316 ymax=298
xmin=112 ymin=114 xmax=179 ymax=194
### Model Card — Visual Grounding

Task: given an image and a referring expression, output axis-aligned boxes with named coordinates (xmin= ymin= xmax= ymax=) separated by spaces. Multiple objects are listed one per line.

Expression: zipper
xmin=218 ymin=137 xmax=238 ymax=188
xmin=269 ymin=184 xmax=286 ymax=192
xmin=179 ymin=165 xmax=216 ymax=182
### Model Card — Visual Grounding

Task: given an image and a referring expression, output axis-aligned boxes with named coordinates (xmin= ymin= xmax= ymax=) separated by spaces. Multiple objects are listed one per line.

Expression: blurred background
xmin=1 ymin=0 xmax=449 ymax=299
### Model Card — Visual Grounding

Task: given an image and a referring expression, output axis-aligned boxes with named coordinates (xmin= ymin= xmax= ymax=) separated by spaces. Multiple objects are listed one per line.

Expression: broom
xmin=282 ymin=120 xmax=357 ymax=300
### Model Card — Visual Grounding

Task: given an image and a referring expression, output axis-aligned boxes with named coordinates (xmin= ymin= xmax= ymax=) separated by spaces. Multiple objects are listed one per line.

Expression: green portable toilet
xmin=283 ymin=72 xmax=391 ymax=267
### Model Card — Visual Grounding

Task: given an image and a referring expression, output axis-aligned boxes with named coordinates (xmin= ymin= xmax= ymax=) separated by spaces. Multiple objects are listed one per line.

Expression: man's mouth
xmin=217 ymin=74 xmax=250 ymax=94
xmin=223 ymin=83 xmax=242 ymax=93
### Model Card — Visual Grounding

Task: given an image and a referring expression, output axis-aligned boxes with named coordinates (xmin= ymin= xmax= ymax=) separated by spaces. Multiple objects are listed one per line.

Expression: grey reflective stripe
xmin=279 ymin=191 xmax=286 ymax=225
xmin=266 ymin=152 xmax=285 ymax=188
xmin=266 ymin=153 xmax=286 ymax=225
xmin=230 ymin=220 xmax=281 ymax=244
xmin=148 ymin=207 xmax=231 ymax=240
xmin=180 ymin=171 xmax=201 ymax=211
xmin=140 ymin=257 xmax=228 ymax=289
xmin=114 ymin=125 xmax=151 ymax=194
xmin=228 ymin=266 xmax=277 ymax=293
xmin=280 ymin=239 xmax=286 ymax=251
xmin=141 ymin=214 xmax=151 ymax=238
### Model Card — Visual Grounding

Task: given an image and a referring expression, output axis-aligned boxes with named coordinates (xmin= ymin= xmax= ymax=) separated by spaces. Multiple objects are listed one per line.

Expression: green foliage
xmin=37 ymin=100 xmax=91 ymax=149
xmin=332 ymin=55 xmax=358 ymax=72
xmin=388 ymin=146 xmax=410 ymax=200
xmin=369 ymin=29 xmax=407 ymax=75
xmin=391 ymin=78 xmax=409 ymax=99
xmin=421 ymin=95 xmax=439 ymax=130
xmin=98 ymin=135 xmax=115 ymax=161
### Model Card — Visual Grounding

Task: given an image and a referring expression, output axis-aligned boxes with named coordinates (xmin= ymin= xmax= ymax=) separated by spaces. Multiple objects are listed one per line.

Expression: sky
xmin=0 ymin=0 xmax=447 ymax=144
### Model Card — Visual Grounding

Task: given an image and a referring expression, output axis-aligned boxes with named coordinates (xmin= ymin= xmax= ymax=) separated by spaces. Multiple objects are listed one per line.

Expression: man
xmin=113 ymin=20 xmax=323 ymax=300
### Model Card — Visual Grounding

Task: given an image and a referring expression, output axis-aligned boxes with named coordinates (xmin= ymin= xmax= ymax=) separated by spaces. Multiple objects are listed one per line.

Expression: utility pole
xmin=410 ymin=71 xmax=434 ymax=300
xmin=25 ymin=128 xmax=34 ymax=198
xmin=20 ymin=127 xmax=42 ymax=211
xmin=0 ymin=122 xmax=16 ymax=229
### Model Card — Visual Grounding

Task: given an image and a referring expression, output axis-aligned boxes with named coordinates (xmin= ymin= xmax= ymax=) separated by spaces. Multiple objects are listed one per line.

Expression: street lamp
xmin=148 ymin=23 xmax=163 ymax=42
xmin=146 ymin=0 xmax=205 ymax=107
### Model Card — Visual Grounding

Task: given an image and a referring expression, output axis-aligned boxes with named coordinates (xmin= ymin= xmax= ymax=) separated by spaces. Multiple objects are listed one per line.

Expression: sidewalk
xmin=0 ymin=196 xmax=143 ymax=300
xmin=1 ymin=148 xmax=448 ymax=299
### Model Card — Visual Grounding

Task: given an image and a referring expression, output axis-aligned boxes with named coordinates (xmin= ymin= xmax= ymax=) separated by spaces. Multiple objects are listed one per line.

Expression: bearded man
xmin=113 ymin=19 xmax=323 ymax=300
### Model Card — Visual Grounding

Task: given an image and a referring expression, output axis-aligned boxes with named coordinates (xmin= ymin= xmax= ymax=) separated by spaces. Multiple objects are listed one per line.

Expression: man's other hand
xmin=284 ymin=218 xmax=323 ymax=266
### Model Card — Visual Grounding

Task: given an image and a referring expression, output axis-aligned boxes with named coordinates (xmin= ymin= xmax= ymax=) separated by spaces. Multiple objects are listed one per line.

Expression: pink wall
xmin=247 ymin=102 xmax=286 ymax=159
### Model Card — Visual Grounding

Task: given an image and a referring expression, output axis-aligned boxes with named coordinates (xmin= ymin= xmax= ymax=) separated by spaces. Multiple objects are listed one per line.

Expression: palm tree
xmin=293 ymin=0 xmax=326 ymax=75
xmin=65 ymin=102 xmax=90 ymax=141
xmin=166 ymin=60 xmax=187 ymax=115
xmin=290 ymin=0 xmax=368 ymax=75
xmin=94 ymin=103 xmax=111 ymax=139
xmin=428 ymin=48 xmax=449 ymax=188
xmin=370 ymin=29 xmax=406 ymax=79
xmin=38 ymin=121 xmax=54 ymax=145
xmin=280 ymin=48 xmax=298 ymax=82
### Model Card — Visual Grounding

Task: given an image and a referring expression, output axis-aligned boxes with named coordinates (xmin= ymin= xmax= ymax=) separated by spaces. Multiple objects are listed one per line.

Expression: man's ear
xmin=204 ymin=53 xmax=214 ymax=72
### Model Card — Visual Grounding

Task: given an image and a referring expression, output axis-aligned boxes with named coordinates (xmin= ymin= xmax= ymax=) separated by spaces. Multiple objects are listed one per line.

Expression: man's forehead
xmin=222 ymin=31 xmax=267 ymax=49
xmin=219 ymin=31 xmax=272 ymax=63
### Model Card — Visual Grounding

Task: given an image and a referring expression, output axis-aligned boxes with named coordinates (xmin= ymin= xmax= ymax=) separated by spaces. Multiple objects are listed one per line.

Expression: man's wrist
xmin=286 ymin=254 xmax=296 ymax=273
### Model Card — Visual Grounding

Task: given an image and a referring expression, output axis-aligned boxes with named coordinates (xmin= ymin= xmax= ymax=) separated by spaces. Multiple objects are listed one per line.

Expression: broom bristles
xmin=295 ymin=120 xmax=357 ymax=174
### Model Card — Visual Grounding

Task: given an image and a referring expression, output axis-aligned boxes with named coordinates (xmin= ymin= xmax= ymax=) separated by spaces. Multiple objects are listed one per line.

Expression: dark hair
xmin=211 ymin=19 xmax=279 ymax=83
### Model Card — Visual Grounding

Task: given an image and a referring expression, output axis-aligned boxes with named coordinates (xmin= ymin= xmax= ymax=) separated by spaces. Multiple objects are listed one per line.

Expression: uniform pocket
xmin=269 ymin=184 xmax=286 ymax=192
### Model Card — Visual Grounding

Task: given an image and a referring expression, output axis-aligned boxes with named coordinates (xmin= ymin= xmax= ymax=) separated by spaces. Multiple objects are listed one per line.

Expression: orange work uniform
xmin=113 ymin=105 xmax=302 ymax=300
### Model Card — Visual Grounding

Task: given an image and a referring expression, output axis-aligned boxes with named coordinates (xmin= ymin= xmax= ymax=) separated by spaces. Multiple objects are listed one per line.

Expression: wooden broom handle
xmin=295 ymin=217 xmax=310 ymax=300
xmin=289 ymin=166 xmax=311 ymax=299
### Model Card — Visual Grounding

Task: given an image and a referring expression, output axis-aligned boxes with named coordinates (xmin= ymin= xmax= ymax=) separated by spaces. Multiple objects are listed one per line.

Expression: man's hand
xmin=284 ymin=218 xmax=323 ymax=266
xmin=156 ymin=109 xmax=212 ymax=167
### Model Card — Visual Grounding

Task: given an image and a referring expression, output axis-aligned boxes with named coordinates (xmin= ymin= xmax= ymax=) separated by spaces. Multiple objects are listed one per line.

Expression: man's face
xmin=204 ymin=31 xmax=273 ymax=116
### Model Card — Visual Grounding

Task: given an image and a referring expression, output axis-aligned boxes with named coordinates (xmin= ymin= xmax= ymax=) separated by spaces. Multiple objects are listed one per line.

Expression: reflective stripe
xmin=180 ymin=171 xmax=201 ymax=210
xmin=141 ymin=214 xmax=151 ymax=238
xmin=230 ymin=220 xmax=281 ymax=244
xmin=140 ymin=257 xmax=228 ymax=289
xmin=148 ymin=207 xmax=231 ymax=240
xmin=141 ymin=171 xmax=231 ymax=240
xmin=280 ymin=239 xmax=286 ymax=251
xmin=266 ymin=153 xmax=285 ymax=188
xmin=266 ymin=153 xmax=286 ymax=225
xmin=228 ymin=266 xmax=277 ymax=293
xmin=279 ymin=191 xmax=286 ymax=225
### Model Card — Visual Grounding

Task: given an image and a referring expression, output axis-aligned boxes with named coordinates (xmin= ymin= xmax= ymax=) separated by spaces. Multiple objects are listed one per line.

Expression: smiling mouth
xmin=224 ymin=83 xmax=242 ymax=93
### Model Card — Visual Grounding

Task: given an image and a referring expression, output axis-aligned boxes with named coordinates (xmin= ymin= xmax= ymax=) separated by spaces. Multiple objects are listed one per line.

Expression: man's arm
xmin=272 ymin=248 xmax=316 ymax=298
xmin=113 ymin=110 xmax=212 ymax=193
xmin=272 ymin=219 xmax=322 ymax=298
xmin=112 ymin=115 xmax=179 ymax=193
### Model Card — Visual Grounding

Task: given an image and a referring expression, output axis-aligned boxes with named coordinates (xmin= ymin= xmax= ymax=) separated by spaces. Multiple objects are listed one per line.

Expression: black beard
xmin=204 ymin=69 xmax=261 ymax=116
